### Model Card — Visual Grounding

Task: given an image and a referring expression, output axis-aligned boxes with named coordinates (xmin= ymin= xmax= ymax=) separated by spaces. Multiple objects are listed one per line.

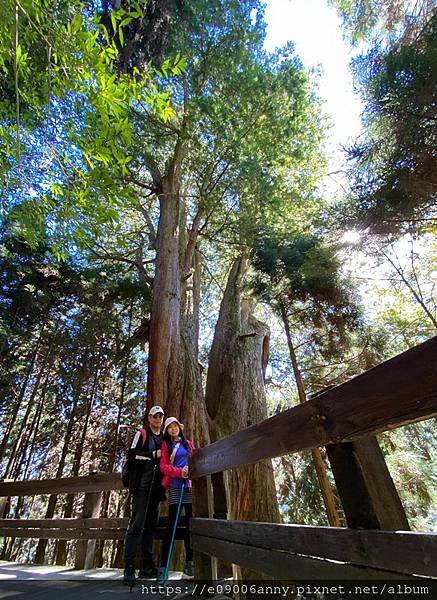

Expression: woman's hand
xmin=182 ymin=465 xmax=189 ymax=478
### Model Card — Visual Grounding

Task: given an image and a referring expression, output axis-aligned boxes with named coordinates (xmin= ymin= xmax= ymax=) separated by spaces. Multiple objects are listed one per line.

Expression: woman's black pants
xmin=160 ymin=502 xmax=193 ymax=567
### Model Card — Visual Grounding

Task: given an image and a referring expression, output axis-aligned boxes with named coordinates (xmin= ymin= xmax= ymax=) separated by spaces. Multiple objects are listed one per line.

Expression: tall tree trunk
xmin=146 ymin=164 xmax=208 ymax=438
xmin=12 ymin=370 xmax=51 ymax=480
xmin=33 ymin=368 xmax=85 ymax=564
xmin=205 ymin=258 xmax=280 ymax=577
xmin=95 ymin=306 xmax=133 ymax=568
xmin=55 ymin=344 xmax=102 ymax=565
xmin=280 ymin=305 xmax=341 ymax=527
xmin=20 ymin=372 xmax=47 ymax=480
xmin=0 ymin=324 xmax=45 ymax=465
xmin=177 ymin=208 xmax=209 ymax=445
xmin=4 ymin=348 xmax=52 ymax=480
xmin=147 ymin=175 xmax=183 ymax=410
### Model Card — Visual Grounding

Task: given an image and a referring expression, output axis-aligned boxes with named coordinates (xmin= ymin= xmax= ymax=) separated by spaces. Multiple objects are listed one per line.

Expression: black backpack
xmin=121 ymin=427 xmax=148 ymax=488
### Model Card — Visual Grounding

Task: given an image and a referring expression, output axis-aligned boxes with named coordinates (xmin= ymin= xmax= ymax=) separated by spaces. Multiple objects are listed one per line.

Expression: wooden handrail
xmin=0 ymin=517 xmax=128 ymax=529
xmin=0 ymin=472 xmax=122 ymax=497
xmin=0 ymin=516 xmax=187 ymax=529
xmin=0 ymin=516 xmax=189 ymax=541
xmin=190 ymin=336 xmax=437 ymax=478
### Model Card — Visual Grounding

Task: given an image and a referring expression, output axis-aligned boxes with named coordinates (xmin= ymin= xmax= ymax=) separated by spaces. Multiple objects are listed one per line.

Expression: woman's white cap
xmin=164 ymin=416 xmax=183 ymax=431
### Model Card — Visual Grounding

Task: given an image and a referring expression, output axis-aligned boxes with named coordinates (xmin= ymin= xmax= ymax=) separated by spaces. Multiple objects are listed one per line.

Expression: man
xmin=123 ymin=405 xmax=165 ymax=586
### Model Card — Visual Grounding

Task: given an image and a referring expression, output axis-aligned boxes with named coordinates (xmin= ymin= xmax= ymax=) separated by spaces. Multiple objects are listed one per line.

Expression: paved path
xmin=0 ymin=561 xmax=181 ymax=599
xmin=0 ymin=562 xmax=232 ymax=599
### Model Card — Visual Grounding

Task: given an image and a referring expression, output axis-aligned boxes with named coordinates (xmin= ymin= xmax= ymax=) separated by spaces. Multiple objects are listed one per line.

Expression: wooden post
xmin=326 ymin=436 xmax=410 ymax=530
xmin=211 ymin=472 xmax=227 ymax=519
xmin=74 ymin=488 xmax=103 ymax=569
xmin=192 ymin=476 xmax=213 ymax=579
xmin=206 ymin=475 xmax=218 ymax=580
xmin=0 ymin=495 xmax=9 ymax=519
xmin=211 ymin=472 xmax=233 ymax=578
xmin=0 ymin=479 xmax=14 ymax=519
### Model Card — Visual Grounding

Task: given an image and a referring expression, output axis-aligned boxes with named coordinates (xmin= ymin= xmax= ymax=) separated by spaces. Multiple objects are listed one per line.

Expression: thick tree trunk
xmin=281 ymin=306 xmax=341 ymax=527
xmin=145 ymin=170 xmax=209 ymax=569
xmin=205 ymin=258 xmax=280 ymax=562
xmin=147 ymin=177 xmax=183 ymax=410
xmin=146 ymin=166 xmax=209 ymax=437
xmin=177 ymin=210 xmax=209 ymax=446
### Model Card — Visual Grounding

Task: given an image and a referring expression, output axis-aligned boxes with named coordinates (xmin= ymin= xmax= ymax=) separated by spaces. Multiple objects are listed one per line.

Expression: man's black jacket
xmin=127 ymin=426 xmax=164 ymax=494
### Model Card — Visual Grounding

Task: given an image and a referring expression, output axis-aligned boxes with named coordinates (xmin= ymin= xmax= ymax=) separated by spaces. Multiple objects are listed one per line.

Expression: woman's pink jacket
xmin=160 ymin=439 xmax=195 ymax=490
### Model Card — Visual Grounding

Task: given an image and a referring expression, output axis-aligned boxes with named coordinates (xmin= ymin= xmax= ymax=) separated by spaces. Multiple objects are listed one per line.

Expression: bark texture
xmin=205 ymin=258 xmax=280 ymax=526
xmin=147 ymin=179 xmax=182 ymax=411
xmin=146 ymin=166 xmax=209 ymax=446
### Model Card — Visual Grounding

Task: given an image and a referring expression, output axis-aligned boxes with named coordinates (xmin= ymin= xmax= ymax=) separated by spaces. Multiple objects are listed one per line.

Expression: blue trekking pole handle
xmin=164 ymin=479 xmax=186 ymax=582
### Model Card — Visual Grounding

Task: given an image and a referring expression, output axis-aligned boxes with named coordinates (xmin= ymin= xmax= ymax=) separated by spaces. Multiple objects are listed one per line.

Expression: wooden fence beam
xmin=191 ymin=519 xmax=437 ymax=577
xmin=0 ymin=528 xmax=126 ymax=540
xmin=0 ymin=516 xmax=187 ymax=530
xmin=192 ymin=536 xmax=417 ymax=580
xmin=0 ymin=517 xmax=128 ymax=529
xmin=0 ymin=525 xmax=189 ymax=541
xmin=211 ymin=472 xmax=227 ymax=519
xmin=0 ymin=472 xmax=122 ymax=498
xmin=190 ymin=336 xmax=437 ymax=478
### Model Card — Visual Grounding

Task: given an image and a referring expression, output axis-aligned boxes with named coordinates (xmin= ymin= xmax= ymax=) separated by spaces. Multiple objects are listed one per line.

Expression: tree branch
xmin=135 ymin=238 xmax=154 ymax=286
xmin=182 ymin=205 xmax=205 ymax=278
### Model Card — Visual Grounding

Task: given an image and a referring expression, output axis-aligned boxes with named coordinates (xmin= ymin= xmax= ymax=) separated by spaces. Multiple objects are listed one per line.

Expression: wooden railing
xmin=0 ymin=472 xmax=187 ymax=568
xmin=190 ymin=336 xmax=437 ymax=478
xmin=191 ymin=519 xmax=436 ymax=579
xmin=189 ymin=336 xmax=437 ymax=580
xmin=1 ymin=336 xmax=436 ymax=577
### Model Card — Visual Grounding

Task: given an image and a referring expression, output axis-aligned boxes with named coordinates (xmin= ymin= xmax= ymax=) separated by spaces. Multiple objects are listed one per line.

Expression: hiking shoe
xmin=156 ymin=566 xmax=167 ymax=583
xmin=123 ymin=567 xmax=136 ymax=586
xmin=138 ymin=564 xmax=158 ymax=579
xmin=182 ymin=561 xmax=194 ymax=579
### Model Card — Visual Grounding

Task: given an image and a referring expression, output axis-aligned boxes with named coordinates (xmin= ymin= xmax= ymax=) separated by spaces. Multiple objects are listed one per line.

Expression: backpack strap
xmin=169 ymin=442 xmax=180 ymax=464
xmin=139 ymin=427 xmax=148 ymax=448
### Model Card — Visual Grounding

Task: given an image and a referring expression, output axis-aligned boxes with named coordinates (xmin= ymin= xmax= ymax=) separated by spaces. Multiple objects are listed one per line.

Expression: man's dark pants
xmin=124 ymin=473 xmax=162 ymax=569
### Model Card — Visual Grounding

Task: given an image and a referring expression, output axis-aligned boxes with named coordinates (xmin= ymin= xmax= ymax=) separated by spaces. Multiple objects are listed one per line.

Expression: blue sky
xmin=263 ymin=0 xmax=364 ymax=195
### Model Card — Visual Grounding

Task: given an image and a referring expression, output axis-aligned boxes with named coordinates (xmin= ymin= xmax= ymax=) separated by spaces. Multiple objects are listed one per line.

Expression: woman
xmin=158 ymin=416 xmax=195 ymax=582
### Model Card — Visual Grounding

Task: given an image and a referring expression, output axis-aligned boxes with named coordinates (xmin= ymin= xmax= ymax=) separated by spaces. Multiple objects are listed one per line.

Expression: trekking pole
xmin=163 ymin=480 xmax=186 ymax=582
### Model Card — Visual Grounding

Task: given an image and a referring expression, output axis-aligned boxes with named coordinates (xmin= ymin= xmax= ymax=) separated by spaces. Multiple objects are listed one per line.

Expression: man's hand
xmin=155 ymin=449 xmax=162 ymax=459
xmin=182 ymin=465 xmax=189 ymax=478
